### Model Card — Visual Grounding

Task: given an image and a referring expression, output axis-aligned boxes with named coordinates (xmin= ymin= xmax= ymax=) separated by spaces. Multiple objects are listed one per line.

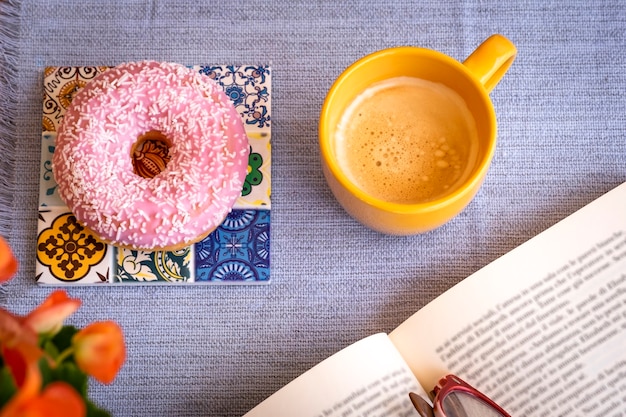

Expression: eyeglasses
xmin=409 ymin=374 xmax=511 ymax=417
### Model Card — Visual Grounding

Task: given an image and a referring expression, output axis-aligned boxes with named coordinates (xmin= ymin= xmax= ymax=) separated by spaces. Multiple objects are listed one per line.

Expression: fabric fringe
xmin=0 ymin=0 xmax=21 ymax=302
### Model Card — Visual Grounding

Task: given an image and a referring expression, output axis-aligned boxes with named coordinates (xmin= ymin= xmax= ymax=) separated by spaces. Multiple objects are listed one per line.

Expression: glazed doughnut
xmin=53 ymin=61 xmax=249 ymax=251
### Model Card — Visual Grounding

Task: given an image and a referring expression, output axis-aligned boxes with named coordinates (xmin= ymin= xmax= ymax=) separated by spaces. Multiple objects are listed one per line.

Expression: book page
xmin=390 ymin=182 xmax=626 ymax=416
xmin=244 ymin=333 xmax=426 ymax=417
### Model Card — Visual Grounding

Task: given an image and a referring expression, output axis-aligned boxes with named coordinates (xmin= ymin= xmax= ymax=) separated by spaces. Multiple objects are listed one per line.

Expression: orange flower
xmin=0 ymin=381 xmax=85 ymax=417
xmin=22 ymin=290 xmax=81 ymax=336
xmin=1 ymin=342 xmax=43 ymax=395
xmin=0 ymin=311 xmax=44 ymax=409
xmin=0 ymin=236 xmax=18 ymax=283
xmin=0 ymin=341 xmax=84 ymax=417
xmin=0 ymin=310 xmax=38 ymax=350
xmin=72 ymin=321 xmax=125 ymax=384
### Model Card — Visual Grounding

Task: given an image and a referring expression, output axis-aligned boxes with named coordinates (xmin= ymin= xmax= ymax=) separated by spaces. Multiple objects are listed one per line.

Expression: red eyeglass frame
xmin=431 ymin=374 xmax=511 ymax=417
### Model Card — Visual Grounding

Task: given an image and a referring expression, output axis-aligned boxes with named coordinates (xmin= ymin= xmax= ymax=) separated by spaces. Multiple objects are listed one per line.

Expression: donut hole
xmin=131 ymin=130 xmax=172 ymax=179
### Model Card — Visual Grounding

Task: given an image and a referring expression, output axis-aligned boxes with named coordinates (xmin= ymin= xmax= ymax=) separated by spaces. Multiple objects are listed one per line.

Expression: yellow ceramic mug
xmin=319 ymin=34 xmax=516 ymax=235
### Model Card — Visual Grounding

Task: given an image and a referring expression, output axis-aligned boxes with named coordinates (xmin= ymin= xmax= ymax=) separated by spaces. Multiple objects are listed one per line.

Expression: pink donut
xmin=53 ymin=61 xmax=249 ymax=250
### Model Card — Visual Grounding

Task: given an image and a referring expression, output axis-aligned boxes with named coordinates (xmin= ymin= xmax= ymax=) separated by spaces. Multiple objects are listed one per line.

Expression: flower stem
xmin=55 ymin=347 xmax=74 ymax=364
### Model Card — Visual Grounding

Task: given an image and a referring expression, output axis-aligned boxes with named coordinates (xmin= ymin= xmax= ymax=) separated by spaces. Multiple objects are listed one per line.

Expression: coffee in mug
xmin=319 ymin=35 xmax=517 ymax=235
xmin=334 ymin=76 xmax=479 ymax=204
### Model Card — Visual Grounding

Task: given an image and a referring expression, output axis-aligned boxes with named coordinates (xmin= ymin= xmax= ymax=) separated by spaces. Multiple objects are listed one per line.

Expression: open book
xmin=245 ymin=182 xmax=626 ymax=416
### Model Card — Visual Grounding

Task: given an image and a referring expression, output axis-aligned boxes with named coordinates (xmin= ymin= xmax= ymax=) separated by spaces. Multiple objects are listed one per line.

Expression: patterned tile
xmin=239 ymin=134 xmax=271 ymax=209
xmin=195 ymin=209 xmax=270 ymax=283
xmin=192 ymin=65 xmax=271 ymax=133
xmin=36 ymin=206 xmax=113 ymax=285
xmin=43 ymin=66 xmax=109 ymax=132
xmin=37 ymin=64 xmax=272 ymax=285
xmin=38 ymin=133 xmax=65 ymax=207
xmin=112 ymin=247 xmax=194 ymax=284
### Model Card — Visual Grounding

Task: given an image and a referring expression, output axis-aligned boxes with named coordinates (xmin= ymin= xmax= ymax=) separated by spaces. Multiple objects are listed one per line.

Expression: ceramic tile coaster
xmin=37 ymin=65 xmax=271 ymax=285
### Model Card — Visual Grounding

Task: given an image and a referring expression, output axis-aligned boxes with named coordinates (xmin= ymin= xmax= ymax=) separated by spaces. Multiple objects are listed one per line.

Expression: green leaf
xmin=0 ymin=366 xmax=18 ymax=407
xmin=37 ymin=357 xmax=113 ymax=416
xmin=53 ymin=325 xmax=79 ymax=353
xmin=51 ymin=361 xmax=88 ymax=397
xmin=39 ymin=356 xmax=54 ymax=387
xmin=39 ymin=325 xmax=79 ymax=362
xmin=41 ymin=338 xmax=61 ymax=358
xmin=39 ymin=356 xmax=88 ymax=398
xmin=86 ymin=399 xmax=112 ymax=417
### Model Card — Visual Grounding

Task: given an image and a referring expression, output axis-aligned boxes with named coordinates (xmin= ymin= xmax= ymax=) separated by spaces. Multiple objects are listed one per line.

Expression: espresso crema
xmin=335 ymin=76 xmax=479 ymax=204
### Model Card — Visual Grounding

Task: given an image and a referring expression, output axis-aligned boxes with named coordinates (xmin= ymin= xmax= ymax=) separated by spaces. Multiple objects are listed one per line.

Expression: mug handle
xmin=462 ymin=34 xmax=517 ymax=93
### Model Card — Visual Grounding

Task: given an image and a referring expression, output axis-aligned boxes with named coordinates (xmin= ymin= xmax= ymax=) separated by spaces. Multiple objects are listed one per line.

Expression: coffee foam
xmin=335 ymin=76 xmax=479 ymax=204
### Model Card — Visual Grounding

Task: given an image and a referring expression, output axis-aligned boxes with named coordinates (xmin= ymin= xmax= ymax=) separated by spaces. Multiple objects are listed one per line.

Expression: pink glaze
xmin=53 ymin=61 xmax=249 ymax=250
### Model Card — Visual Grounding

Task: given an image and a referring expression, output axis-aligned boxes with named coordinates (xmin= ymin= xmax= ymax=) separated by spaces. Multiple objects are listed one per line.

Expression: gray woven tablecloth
xmin=1 ymin=0 xmax=625 ymax=415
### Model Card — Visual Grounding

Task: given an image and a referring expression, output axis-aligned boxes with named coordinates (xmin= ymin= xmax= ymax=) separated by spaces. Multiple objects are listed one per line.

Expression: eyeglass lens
xmin=441 ymin=391 xmax=506 ymax=417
